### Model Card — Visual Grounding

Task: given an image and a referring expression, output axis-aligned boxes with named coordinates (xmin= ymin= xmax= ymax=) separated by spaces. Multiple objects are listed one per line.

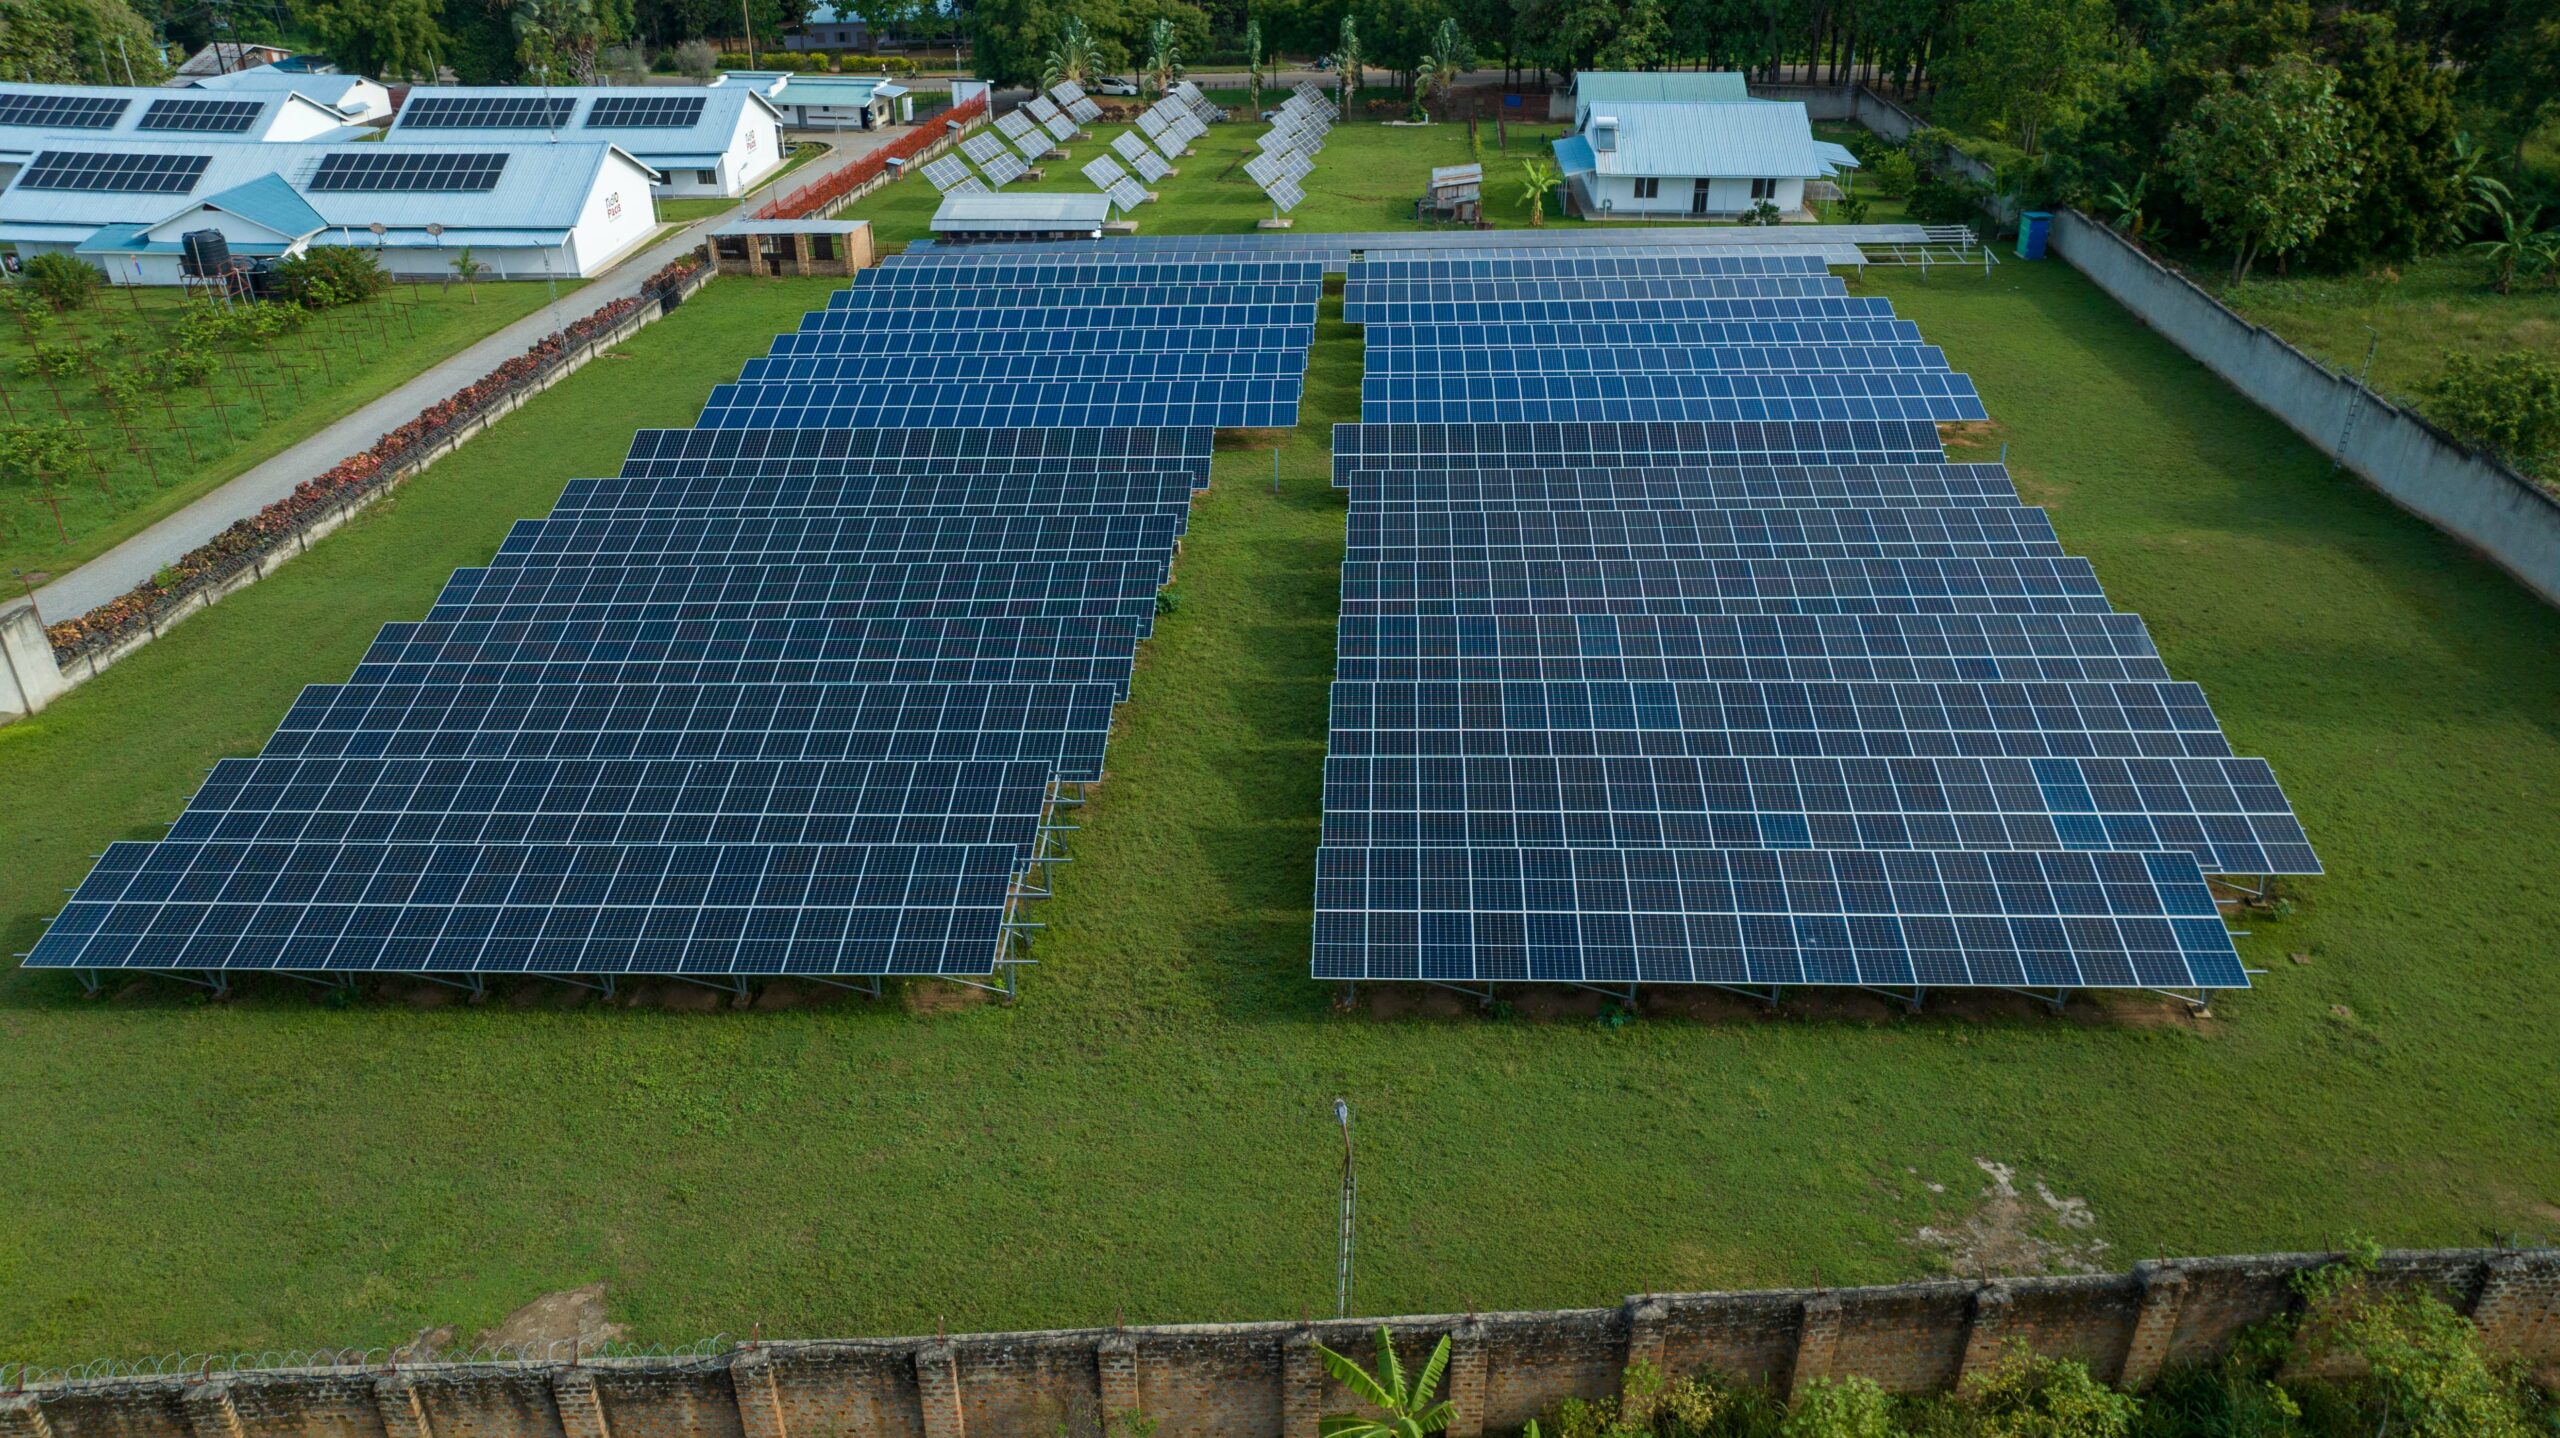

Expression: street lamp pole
xmin=1334 ymin=1098 xmax=1355 ymax=1320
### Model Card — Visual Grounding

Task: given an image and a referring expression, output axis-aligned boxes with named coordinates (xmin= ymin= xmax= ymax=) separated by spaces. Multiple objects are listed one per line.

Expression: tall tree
xmin=1592 ymin=0 xmax=1665 ymax=69
xmin=1936 ymin=0 xmax=2112 ymax=155
xmin=1243 ymin=16 xmax=1263 ymax=113
xmin=0 ymin=0 xmax=167 ymax=82
xmin=1332 ymin=12 xmax=1360 ymax=118
xmin=303 ymin=0 xmax=445 ymax=77
xmin=2307 ymin=10 xmax=2461 ymax=269
xmin=1141 ymin=13 xmax=1180 ymax=96
xmin=2165 ymin=56 xmax=2361 ymax=282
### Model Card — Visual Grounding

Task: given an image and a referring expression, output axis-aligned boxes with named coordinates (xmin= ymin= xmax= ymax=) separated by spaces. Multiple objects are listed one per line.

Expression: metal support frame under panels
xmin=1851 ymin=225 xmax=1998 ymax=273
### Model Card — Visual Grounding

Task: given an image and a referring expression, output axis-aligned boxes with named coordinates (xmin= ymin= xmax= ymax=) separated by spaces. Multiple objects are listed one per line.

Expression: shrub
xmin=1907 ymin=173 xmax=1989 ymax=226
xmin=23 ymin=339 xmax=92 ymax=381
xmin=1959 ymin=1345 xmax=2139 ymax=1438
xmin=268 ymin=245 xmax=390 ymax=309
xmin=675 ymin=39 xmax=718 ymax=78
xmin=157 ymin=344 xmax=221 ymax=386
xmin=0 ymin=421 xmax=81 ymax=487
xmin=1862 ymin=150 xmax=1917 ymax=199
xmin=1781 ymin=1378 xmax=1894 ymax=1438
xmin=19 ymin=251 xmax=104 ymax=311
xmin=2424 ymin=349 xmax=2560 ymax=472
xmin=2296 ymin=1275 xmax=2541 ymax=1437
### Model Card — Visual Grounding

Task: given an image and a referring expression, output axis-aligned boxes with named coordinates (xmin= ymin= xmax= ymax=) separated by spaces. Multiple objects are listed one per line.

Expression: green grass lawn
xmin=842 ymin=99 xmax=1569 ymax=249
xmin=2210 ymin=257 xmax=2560 ymax=478
xmin=0 ymin=281 xmax=580 ymax=580
xmin=3 ymin=128 xmax=2559 ymax=1365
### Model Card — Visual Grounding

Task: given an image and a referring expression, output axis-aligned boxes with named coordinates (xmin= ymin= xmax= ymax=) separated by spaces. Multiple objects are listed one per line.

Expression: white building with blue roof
xmin=383 ymin=85 xmax=787 ymax=198
xmin=1568 ymin=70 xmax=1751 ymax=127
xmin=1552 ymin=99 xmax=1858 ymax=221
xmin=0 ymin=82 xmax=360 ymax=189
xmin=0 ymin=138 xmax=661 ymax=285
xmin=183 ymin=66 xmax=395 ymax=124
xmin=714 ymin=72 xmax=908 ymax=130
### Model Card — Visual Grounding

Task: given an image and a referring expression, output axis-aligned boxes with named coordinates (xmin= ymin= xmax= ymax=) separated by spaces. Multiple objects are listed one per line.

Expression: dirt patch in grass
xmin=472 ymin=1282 xmax=627 ymax=1353
xmin=1909 ymin=1158 xmax=2111 ymax=1278
xmin=901 ymin=980 xmax=987 ymax=1015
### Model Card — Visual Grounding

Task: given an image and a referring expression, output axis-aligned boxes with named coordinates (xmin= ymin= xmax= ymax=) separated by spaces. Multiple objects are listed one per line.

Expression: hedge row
xmin=46 ymin=254 xmax=707 ymax=660
xmin=752 ymin=92 xmax=989 ymax=221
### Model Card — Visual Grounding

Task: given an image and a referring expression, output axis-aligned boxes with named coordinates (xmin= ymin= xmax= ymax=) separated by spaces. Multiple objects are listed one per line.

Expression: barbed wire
xmin=6 ymin=1334 xmax=736 ymax=1399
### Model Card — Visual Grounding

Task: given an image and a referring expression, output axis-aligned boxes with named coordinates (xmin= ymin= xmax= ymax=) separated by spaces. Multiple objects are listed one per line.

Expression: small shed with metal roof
xmin=929 ymin=191 xmax=1111 ymax=242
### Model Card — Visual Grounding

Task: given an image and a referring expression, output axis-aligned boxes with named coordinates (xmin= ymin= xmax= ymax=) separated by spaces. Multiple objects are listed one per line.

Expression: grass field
xmin=0 ymin=281 xmax=577 ymax=580
xmin=2 ymin=123 xmax=2558 ymax=1366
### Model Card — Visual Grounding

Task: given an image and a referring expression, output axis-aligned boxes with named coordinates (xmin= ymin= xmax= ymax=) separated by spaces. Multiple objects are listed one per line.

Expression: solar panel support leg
xmin=1997 ymin=986 xmax=2067 ymax=1014
xmin=76 ymin=969 xmax=100 ymax=998
xmin=1854 ymin=985 xmax=1923 ymax=1014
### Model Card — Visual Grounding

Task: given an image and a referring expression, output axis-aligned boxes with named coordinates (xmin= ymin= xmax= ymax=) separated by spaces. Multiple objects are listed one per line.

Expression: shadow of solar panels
xmin=1313 ymin=244 xmax=2315 ymax=1001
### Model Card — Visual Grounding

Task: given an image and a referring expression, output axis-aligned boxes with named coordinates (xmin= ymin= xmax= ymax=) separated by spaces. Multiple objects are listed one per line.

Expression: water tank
xmin=2015 ymin=211 xmax=2052 ymax=261
xmin=181 ymin=229 xmax=232 ymax=278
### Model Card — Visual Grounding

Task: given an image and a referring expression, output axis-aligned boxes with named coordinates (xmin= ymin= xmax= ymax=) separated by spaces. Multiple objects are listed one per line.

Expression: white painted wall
xmin=1581 ymin=171 xmax=1803 ymax=216
xmin=562 ymin=154 xmax=661 ymax=275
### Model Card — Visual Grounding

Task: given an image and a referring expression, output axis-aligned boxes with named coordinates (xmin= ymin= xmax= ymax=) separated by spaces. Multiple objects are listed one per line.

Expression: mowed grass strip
xmin=0 ymin=280 xmax=579 ymax=577
xmin=0 ymin=149 xmax=2555 ymax=1364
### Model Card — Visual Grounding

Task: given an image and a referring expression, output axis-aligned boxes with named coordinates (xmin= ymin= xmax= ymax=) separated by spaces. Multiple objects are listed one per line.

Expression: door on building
xmin=1691 ymin=178 xmax=1712 ymax=215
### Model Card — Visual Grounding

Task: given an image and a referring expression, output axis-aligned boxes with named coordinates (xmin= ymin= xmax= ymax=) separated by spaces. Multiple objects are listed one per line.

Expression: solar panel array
xmin=19 ymin=149 xmax=210 ymax=193
xmin=1315 ymin=245 xmax=2316 ymax=1000
xmin=309 ymin=150 xmax=510 ymax=193
xmin=1110 ymin=128 xmax=1173 ymax=182
xmin=1048 ymin=80 xmax=1103 ymax=125
xmin=28 ymin=249 xmax=1320 ymax=991
xmin=588 ymin=94 xmax=709 ymax=127
xmin=401 ymin=94 xmax=577 ymax=129
xmin=919 ymin=153 xmax=984 ymax=195
xmin=0 ymin=93 xmax=127 ymax=128
xmin=960 ymin=129 xmax=1027 ymax=187
xmin=137 ymin=98 xmax=266 ymax=133
xmin=1080 ymin=152 xmax=1149 ymax=215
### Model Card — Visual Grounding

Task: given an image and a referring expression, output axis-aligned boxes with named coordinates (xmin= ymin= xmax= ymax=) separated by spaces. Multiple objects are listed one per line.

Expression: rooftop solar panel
xmin=309 ymin=150 xmax=508 ymax=192
xmin=586 ymin=94 xmax=708 ymax=127
xmin=401 ymin=95 xmax=576 ymax=129
xmin=0 ymin=93 xmax=127 ymax=128
xmin=137 ymin=98 xmax=265 ymax=133
xmin=19 ymin=149 xmax=210 ymax=193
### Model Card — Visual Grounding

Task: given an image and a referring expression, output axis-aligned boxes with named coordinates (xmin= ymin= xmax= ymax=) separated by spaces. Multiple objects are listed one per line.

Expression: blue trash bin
xmin=2016 ymin=211 xmax=2052 ymax=260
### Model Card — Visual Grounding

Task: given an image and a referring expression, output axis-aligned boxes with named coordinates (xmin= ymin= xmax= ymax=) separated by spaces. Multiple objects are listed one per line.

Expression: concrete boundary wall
xmin=1807 ymin=83 xmax=2560 ymax=607
xmin=9 ymin=1250 xmax=2554 ymax=1438
xmin=2043 ymin=208 xmax=2560 ymax=606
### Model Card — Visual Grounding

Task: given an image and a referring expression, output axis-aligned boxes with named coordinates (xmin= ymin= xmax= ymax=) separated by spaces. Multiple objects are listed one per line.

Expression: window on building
xmin=811 ymin=233 xmax=836 ymax=261
xmin=1633 ymin=177 xmax=1659 ymax=200
xmin=697 ymin=169 xmax=718 ymax=186
xmin=1751 ymin=177 xmax=1779 ymax=200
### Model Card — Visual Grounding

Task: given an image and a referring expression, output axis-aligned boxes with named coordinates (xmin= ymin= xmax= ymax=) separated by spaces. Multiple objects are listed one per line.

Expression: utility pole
xmin=1333 ymin=1098 xmax=1355 ymax=1320
xmin=742 ymin=0 xmax=757 ymax=69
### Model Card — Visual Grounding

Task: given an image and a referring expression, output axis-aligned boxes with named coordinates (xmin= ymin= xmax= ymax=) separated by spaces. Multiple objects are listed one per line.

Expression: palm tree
xmin=1039 ymin=15 xmax=1101 ymax=92
xmin=2472 ymin=191 xmax=2544 ymax=294
xmin=1330 ymin=15 xmax=1360 ymax=122
xmin=1313 ymin=1328 xmax=1455 ymax=1438
xmin=1519 ymin=158 xmax=1557 ymax=227
xmin=1244 ymin=18 xmax=1264 ymax=118
xmin=2099 ymin=175 xmax=2146 ymax=247
xmin=1142 ymin=16 xmax=1180 ymax=102
xmin=1413 ymin=17 xmax=1466 ymax=121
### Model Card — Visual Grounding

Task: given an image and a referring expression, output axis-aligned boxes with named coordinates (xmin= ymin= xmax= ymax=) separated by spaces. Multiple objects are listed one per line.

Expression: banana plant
xmin=1519 ymin=158 xmax=1557 ymax=227
xmin=2471 ymin=191 xmax=2544 ymax=294
xmin=1314 ymin=1327 xmax=1455 ymax=1438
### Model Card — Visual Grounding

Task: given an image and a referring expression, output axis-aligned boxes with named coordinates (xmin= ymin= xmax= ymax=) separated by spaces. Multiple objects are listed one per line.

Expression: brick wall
xmin=17 ymin=1250 xmax=2554 ymax=1438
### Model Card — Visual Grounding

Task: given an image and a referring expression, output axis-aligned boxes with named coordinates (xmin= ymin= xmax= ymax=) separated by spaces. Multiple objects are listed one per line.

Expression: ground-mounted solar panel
xmin=1081 ymin=153 xmax=1145 ymax=210
xmin=587 ymin=93 xmax=709 ymax=127
xmin=1111 ymin=128 xmax=1164 ymax=167
xmin=994 ymin=108 xmax=1039 ymax=140
xmin=1134 ymin=104 xmax=1170 ymax=139
xmin=1006 ymin=125 xmax=1054 ymax=162
xmin=1065 ymin=95 xmax=1104 ymax=124
xmin=0 ymin=93 xmax=127 ymax=128
xmin=1041 ymin=109 xmax=1080 ymax=142
xmin=961 ymin=129 xmax=1018 ymax=177
xmin=18 ymin=149 xmax=211 ymax=193
xmin=1024 ymin=95 xmax=1063 ymax=122
xmin=1048 ymin=80 xmax=1089 ymax=106
xmin=1261 ymin=174 xmax=1305 ymax=214
xmin=401 ymin=94 xmax=577 ymax=129
xmin=309 ymin=150 xmax=508 ymax=192
xmin=136 ymin=98 xmax=266 ymax=133
xmin=920 ymin=153 xmax=985 ymax=194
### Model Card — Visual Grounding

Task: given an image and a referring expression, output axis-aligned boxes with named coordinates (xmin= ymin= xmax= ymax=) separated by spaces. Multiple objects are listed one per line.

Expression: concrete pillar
xmin=2469 ymin=1252 xmax=2560 ymax=1361
xmin=552 ymin=1370 xmax=611 ymax=1438
xmin=1956 ymin=1283 xmax=2014 ymax=1387
xmin=0 ymin=1396 xmax=57 ymax=1438
xmin=1785 ymin=1296 xmax=1842 ymax=1402
xmin=374 ymin=1375 xmax=432 ymax=1438
xmin=1279 ymin=1331 xmax=1327 ymax=1438
xmin=1622 ymin=1298 xmax=1668 ymax=1384
xmin=2119 ymin=1264 xmax=2190 ymax=1388
xmin=732 ymin=1353 xmax=790 ymax=1438
xmin=0 ymin=602 xmax=67 ymax=719
xmin=1443 ymin=1321 xmax=1488 ymax=1438
xmin=1095 ymin=1335 xmax=1140 ymax=1425
xmin=912 ymin=1344 xmax=964 ymax=1438
xmin=180 ymin=1382 xmax=247 ymax=1438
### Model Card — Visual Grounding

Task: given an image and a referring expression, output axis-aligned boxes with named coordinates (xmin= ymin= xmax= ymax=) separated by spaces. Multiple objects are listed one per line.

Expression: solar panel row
xmin=1314 ymin=245 xmax=2316 ymax=1001
xmin=25 ymin=246 xmax=1321 ymax=993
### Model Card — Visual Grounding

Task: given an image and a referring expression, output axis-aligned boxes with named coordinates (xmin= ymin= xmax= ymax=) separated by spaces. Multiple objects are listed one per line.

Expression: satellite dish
xmin=368 ymin=221 xmax=387 ymax=234
xmin=426 ymin=222 xmax=444 ymax=236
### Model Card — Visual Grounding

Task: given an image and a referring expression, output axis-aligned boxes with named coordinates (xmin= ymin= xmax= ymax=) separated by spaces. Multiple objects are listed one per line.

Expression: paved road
xmin=31 ymin=127 xmax=905 ymax=622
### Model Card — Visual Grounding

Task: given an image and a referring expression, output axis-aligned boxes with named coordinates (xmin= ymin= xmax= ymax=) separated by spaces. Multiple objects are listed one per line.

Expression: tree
xmin=513 ymin=0 xmax=603 ymax=78
xmin=2468 ymin=192 xmax=2544 ymax=295
xmin=673 ymin=36 xmax=716 ymax=74
xmin=450 ymin=247 xmax=487 ymax=301
xmin=1517 ymin=156 xmax=1556 ymax=226
xmin=0 ymin=0 xmax=168 ymax=83
xmin=2305 ymin=11 xmax=2461 ymax=271
xmin=1331 ymin=13 xmax=1360 ymax=120
xmin=1937 ymin=0 xmax=2112 ymax=156
xmin=1243 ymin=17 xmax=1263 ymax=115
xmin=1141 ymin=14 xmax=1179 ymax=98
xmin=303 ymin=0 xmax=444 ymax=78
xmin=2165 ymin=57 xmax=2359 ymax=283
xmin=1411 ymin=17 xmax=1464 ymax=119
xmin=1591 ymin=0 xmax=1665 ymax=70
xmin=1312 ymin=1328 xmax=1454 ymax=1438
xmin=1040 ymin=13 xmax=1101 ymax=87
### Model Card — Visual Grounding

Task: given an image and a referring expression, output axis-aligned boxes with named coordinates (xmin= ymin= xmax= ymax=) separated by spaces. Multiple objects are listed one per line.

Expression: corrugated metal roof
xmin=383 ymin=84 xmax=780 ymax=162
xmin=0 ymin=138 xmax=651 ymax=235
xmin=723 ymin=73 xmax=905 ymax=105
xmin=713 ymin=218 xmax=870 ymax=235
xmin=1579 ymin=101 xmax=1827 ymax=179
xmin=0 ymin=82 xmax=349 ymax=149
xmin=194 ymin=172 xmax=327 ymax=236
xmin=1812 ymin=139 xmax=1861 ymax=175
xmin=186 ymin=68 xmax=389 ymax=118
xmin=932 ymin=191 xmax=1111 ymax=231
xmin=1573 ymin=71 xmax=1751 ymax=106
